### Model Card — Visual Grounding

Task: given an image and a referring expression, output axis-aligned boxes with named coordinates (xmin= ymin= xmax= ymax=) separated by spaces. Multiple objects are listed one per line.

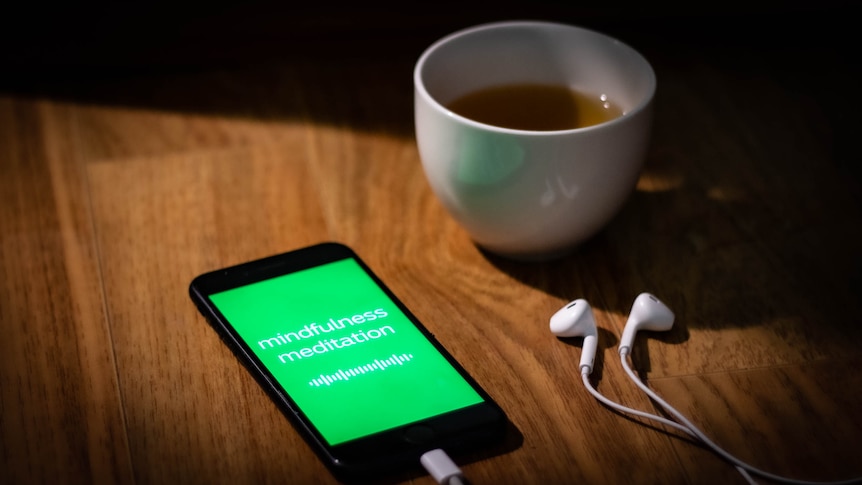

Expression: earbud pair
xmin=549 ymin=292 xmax=675 ymax=374
xmin=551 ymin=293 xmax=862 ymax=484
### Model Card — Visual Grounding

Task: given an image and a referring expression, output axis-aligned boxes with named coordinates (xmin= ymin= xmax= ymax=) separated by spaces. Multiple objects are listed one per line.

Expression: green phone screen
xmin=209 ymin=258 xmax=484 ymax=445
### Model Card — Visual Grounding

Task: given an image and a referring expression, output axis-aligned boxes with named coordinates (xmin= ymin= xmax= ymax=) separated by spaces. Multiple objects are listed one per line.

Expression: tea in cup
xmin=414 ymin=21 xmax=656 ymax=260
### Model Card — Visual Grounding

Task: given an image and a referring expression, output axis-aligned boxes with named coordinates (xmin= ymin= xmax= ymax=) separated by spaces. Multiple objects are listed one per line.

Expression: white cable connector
xmin=421 ymin=448 xmax=466 ymax=485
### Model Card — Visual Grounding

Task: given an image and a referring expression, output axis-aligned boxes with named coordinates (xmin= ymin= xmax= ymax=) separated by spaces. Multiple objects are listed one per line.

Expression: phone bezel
xmin=189 ymin=242 xmax=507 ymax=480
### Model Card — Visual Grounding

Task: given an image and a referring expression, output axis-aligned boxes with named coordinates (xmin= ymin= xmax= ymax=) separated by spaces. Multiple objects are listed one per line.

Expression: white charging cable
xmin=421 ymin=448 xmax=466 ymax=485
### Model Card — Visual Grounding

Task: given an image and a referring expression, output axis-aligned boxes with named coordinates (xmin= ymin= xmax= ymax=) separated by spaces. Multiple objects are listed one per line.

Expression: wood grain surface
xmin=2 ymin=6 xmax=860 ymax=485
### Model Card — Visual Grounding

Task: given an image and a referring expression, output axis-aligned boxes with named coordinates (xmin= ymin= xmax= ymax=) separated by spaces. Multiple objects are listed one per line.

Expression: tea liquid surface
xmin=446 ymin=83 xmax=621 ymax=131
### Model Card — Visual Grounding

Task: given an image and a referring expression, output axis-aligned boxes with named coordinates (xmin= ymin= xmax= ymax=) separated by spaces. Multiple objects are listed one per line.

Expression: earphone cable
xmin=620 ymin=350 xmax=862 ymax=485
xmin=581 ymin=370 xmax=694 ymax=437
xmin=581 ymin=370 xmax=757 ymax=485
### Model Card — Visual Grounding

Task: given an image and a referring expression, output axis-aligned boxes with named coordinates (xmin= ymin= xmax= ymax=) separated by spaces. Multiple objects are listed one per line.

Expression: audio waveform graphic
xmin=308 ymin=353 xmax=414 ymax=387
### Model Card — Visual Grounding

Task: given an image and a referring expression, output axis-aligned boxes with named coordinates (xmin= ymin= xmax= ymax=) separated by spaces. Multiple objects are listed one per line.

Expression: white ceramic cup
xmin=414 ymin=20 xmax=656 ymax=260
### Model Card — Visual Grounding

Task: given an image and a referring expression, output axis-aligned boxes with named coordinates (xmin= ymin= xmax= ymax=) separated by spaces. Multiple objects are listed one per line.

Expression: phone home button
xmin=403 ymin=425 xmax=435 ymax=444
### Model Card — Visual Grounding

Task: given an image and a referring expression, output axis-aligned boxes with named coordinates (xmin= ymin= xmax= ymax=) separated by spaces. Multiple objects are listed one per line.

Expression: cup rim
xmin=414 ymin=20 xmax=657 ymax=136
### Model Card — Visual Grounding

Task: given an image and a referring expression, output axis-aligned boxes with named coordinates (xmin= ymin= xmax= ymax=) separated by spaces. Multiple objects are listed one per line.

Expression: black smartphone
xmin=189 ymin=242 xmax=508 ymax=482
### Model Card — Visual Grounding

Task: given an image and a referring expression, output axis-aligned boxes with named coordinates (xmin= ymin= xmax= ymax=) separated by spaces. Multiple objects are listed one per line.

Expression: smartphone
xmin=189 ymin=242 xmax=508 ymax=482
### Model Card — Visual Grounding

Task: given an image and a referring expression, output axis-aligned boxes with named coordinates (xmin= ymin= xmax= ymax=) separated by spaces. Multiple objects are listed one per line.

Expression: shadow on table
xmin=4 ymin=2 xmax=859 ymax=341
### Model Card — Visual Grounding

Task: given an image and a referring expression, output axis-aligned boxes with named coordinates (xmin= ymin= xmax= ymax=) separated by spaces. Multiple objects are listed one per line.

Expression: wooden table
xmin=2 ymin=6 xmax=861 ymax=484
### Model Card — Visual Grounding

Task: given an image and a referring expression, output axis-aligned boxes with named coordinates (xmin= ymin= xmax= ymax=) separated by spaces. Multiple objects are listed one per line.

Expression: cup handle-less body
xmin=413 ymin=21 xmax=656 ymax=260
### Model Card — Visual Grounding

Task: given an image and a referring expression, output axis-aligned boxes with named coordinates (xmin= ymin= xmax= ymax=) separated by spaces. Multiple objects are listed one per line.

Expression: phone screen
xmin=206 ymin=257 xmax=485 ymax=446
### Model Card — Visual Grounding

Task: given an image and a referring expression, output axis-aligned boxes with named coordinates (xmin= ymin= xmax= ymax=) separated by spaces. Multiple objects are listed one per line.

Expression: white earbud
xmin=619 ymin=292 xmax=675 ymax=355
xmin=550 ymin=293 xmax=862 ymax=485
xmin=550 ymin=299 xmax=598 ymax=374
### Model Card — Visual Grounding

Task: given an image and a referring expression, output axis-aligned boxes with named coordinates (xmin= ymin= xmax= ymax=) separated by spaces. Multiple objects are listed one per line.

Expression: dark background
xmin=4 ymin=1 xmax=857 ymax=200
xmin=1 ymin=1 xmax=857 ymax=83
